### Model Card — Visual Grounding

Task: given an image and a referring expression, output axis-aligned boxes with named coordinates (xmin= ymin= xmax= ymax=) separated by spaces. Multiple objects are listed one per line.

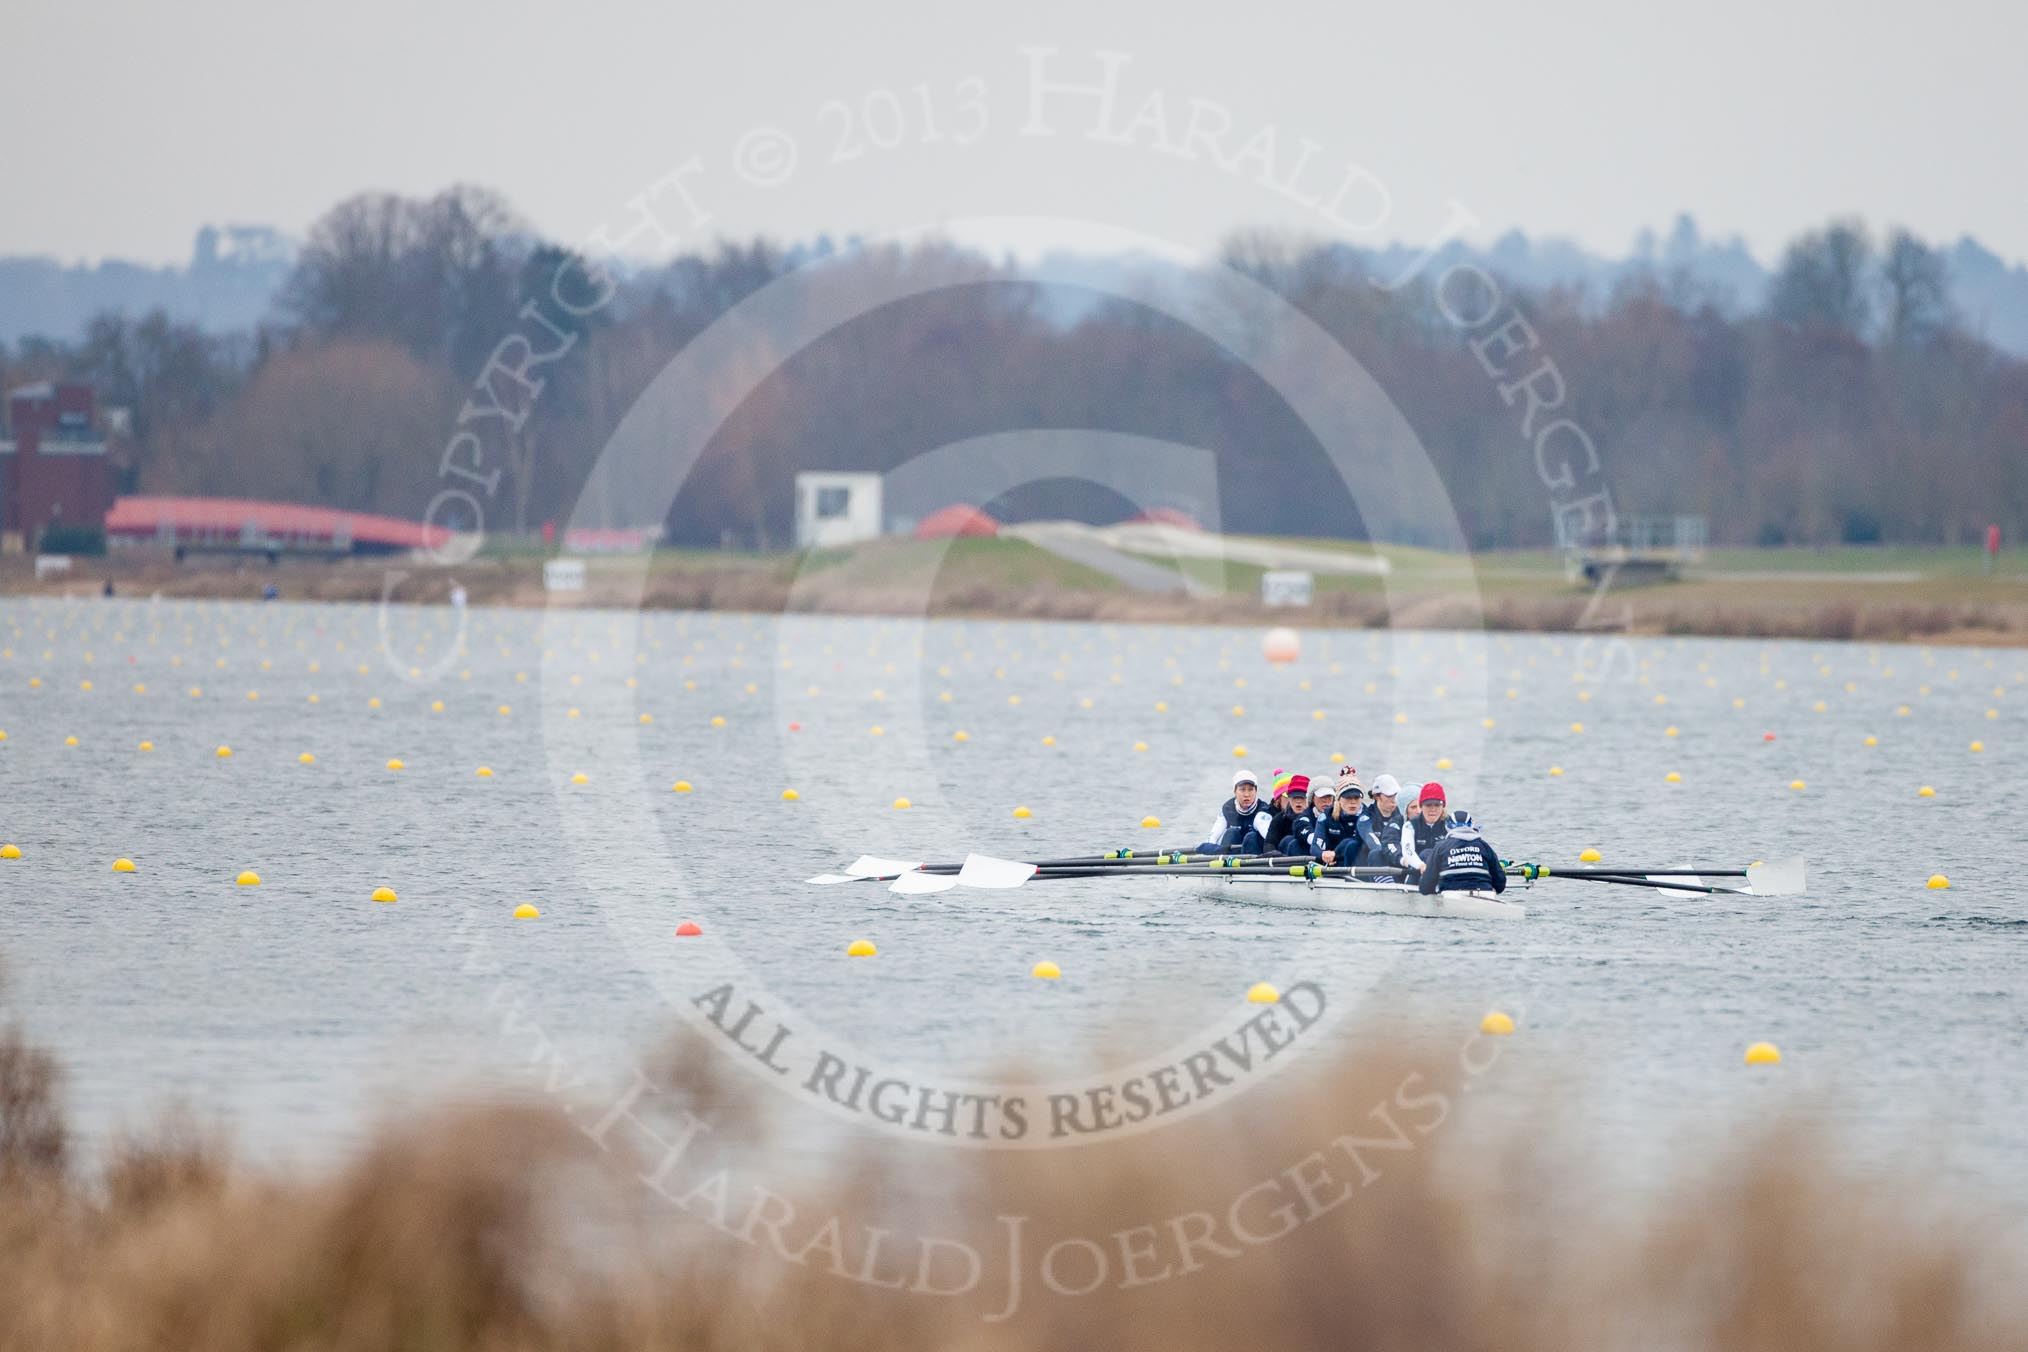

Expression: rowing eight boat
xmin=1208 ymin=873 xmax=1526 ymax=919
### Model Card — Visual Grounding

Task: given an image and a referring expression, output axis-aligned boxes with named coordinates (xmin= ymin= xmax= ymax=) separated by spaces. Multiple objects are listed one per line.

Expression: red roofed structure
xmin=104 ymin=496 xmax=453 ymax=558
xmin=1127 ymin=507 xmax=1202 ymax=530
xmin=913 ymin=504 xmax=1000 ymax=539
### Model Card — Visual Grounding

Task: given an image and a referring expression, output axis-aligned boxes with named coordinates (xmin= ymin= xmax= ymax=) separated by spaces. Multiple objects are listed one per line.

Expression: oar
xmin=1507 ymin=857 xmax=1806 ymax=897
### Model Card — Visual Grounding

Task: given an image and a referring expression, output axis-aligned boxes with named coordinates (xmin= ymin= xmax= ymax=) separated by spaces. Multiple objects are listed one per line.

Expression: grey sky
xmin=7 ymin=0 xmax=2020 ymax=267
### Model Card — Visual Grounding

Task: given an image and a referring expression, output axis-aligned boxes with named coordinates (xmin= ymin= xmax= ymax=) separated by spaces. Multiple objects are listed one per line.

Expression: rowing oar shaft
xmin=1518 ymin=866 xmax=1747 ymax=880
xmin=907 ymin=851 xmax=1320 ymax=876
xmin=1553 ymin=873 xmax=1740 ymax=895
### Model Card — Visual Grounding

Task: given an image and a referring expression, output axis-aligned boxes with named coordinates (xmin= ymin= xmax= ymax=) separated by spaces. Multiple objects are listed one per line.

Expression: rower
xmin=1196 ymin=768 xmax=1275 ymax=856
xmin=1417 ymin=811 xmax=1506 ymax=895
xmin=1310 ymin=771 xmax=1364 ymax=865
xmin=1399 ymin=781 xmax=1452 ymax=878
xmin=1268 ymin=775 xmax=1312 ymax=854
xmin=1297 ymin=777 xmax=1335 ymax=857
xmin=1357 ymin=773 xmax=1406 ymax=870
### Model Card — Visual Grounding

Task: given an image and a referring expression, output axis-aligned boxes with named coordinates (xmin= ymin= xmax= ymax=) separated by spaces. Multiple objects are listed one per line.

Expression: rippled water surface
xmin=1 ymin=597 xmax=2023 ymax=1194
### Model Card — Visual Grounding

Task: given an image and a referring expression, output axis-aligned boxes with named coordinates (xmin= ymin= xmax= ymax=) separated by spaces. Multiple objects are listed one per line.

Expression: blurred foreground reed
xmin=2 ymin=989 xmax=2021 ymax=1351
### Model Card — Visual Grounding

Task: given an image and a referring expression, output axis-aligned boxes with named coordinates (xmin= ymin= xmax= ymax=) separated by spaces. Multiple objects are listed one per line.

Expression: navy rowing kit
xmin=1355 ymin=805 xmax=1405 ymax=869
xmin=1416 ymin=826 xmax=1507 ymax=894
xmin=1308 ymin=809 xmax=1360 ymax=864
xmin=1198 ymin=796 xmax=1275 ymax=855
xmin=1400 ymin=813 xmax=1451 ymax=874
xmin=1276 ymin=808 xmax=1320 ymax=855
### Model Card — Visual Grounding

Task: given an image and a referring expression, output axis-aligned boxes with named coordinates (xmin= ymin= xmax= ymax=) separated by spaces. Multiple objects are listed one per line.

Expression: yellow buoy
xmin=892 ymin=797 xmax=911 ymax=810
xmin=215 ymin=745 xmax=232 ymax=758
xmin=1918 ymin=786 xmax=1936 ymax=798
xmin=953 ymin=730 xmax=969 ymax=742
xmin=1012 ymin=806 xmax=1033 ymax=818
xmin=1031 ymin=960 xmax=1061 ymax=980
xmin=386 ymin=758 xmax=405 ymax=771
xmin=138 ymin=741 xmax=154 ymax=752
xmin=1140 ymin=815 xmax=1162 ymax=828
xmin=367 ymin=697 xmax=381 ymax=709
xmin=1041 ymin=735 xmax=1056 ymax=746
xmin=1435 ymin=757 xmax=1452 ymax=770
xmin=476 ymin=766 xmax=493 ymax=777
xmin=1480 ymin=1010 xmax=1515 ymax=1036
xmin=513 ymin=902 xmax=540 ymax=918
xmin=776 ymin=786 xmax=793 ymax=799
xmin=1548 ymin=765 xmax=1564 ymax=777
xmin=1744 ymin=1042 xmax=1782 ymax=1066
xmin=571 ymin=771 xmax=590 ymax=784
xmin=111 ymin=858 xmax=136 ymax=873
xmin=1246 ymin=982 xmax=1281 ymax=1004
xmin=1970 ymin=741 xmax=1985 ymax=753
xmin=64 ymin=735 xmax=78 ymax=747
xmin=1665 ymin=771 xmax=1682 ymax=783
xmin=1665 ymin=726 xmax=1679 ymax=737
xmin=236 ymin=870 xmax=261 ymax=886
xmin=498 ymin=705 xmax=511 ymax=716
xmin=371 ymin=886 xmax=397 ymax=903
xmin=1579 ymin=848 xmax=1602 ymax=863
xmin=1864 ymin=735 xmax=1879 ymax=746
xmin=1232 ymin=745 xmax=1248 ymax=757
xmin=1790 ymin=780 xmax=1806 ymax=791
xmin=1133 ymin=740 xmax=1149 ymax=751
xmin=870 ymin=725 xmax=886 ymax=737
xmin=0 ymin=844 xmax=19 ymax=859
xmin=1927 ymin=874 xmax=1951 ymax=890
xmin=846 ymin=938 xmax=877 ymax=957
xmin=1570 ymin=722 xmax=1585 ymax=734
xmin=431 ymin=700 xmax=445 ymax=712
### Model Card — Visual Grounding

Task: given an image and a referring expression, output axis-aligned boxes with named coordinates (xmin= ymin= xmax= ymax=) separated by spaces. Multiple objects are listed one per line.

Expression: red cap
xmin=1288 ymin=775 xmax=1310 ymax=795
xmin=1418 ymin=781 xmax=1446 ymax=805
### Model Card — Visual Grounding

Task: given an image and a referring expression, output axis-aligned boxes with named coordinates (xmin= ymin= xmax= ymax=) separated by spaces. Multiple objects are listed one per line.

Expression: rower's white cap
xmin=1371 ymin=773 xmax=1402 ymax=797
xmin=1233 ymin=768 xmax=1258 ymax=789
xmin=1312 ymin=777 xmax=1337 ymax=797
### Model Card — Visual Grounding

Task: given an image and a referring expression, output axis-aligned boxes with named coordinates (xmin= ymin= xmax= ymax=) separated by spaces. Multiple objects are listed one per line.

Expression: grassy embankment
xmin=5 ymin=538 xmax=2027 ymax=644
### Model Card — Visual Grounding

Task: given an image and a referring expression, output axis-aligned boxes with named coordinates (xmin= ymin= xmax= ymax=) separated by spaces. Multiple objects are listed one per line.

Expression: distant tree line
xmin=2 ymin=188 xmax=2021 ymax=550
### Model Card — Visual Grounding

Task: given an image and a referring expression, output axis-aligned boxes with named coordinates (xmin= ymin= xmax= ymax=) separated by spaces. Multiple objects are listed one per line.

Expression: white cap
xmin=1233 ymin=768 xmax=1258 ymax=789
xmin=1371 ymin=773 xmax=1402 ymax=797
xmin=1312 ymin=777 xmax=1337 ymax=797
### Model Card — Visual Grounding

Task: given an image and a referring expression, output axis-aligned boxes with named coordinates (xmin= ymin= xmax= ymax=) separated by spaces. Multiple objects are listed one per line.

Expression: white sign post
xmin=1261 ymin=570 xmax=1314 ymax=607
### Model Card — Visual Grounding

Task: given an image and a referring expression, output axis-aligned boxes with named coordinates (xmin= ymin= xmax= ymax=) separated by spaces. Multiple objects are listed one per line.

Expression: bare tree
xmin=1768 ymin=220 xmax=1873 ymax=335
xmin=1879 ymin=229 xmax=1954 ymax=347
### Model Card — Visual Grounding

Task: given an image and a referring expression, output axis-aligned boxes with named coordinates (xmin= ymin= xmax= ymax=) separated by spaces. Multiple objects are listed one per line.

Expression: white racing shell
xmin=1208 ymin=873 xmax=1526 ymax=920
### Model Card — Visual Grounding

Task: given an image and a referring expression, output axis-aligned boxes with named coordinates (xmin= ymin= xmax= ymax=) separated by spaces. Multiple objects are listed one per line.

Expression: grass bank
xmin=5 ymin=538 xmax=2027 ymax=646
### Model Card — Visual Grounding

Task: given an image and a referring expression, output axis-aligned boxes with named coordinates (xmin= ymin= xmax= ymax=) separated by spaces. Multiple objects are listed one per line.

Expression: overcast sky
xmin=6 ymin=0 xmax=2019 ymax=267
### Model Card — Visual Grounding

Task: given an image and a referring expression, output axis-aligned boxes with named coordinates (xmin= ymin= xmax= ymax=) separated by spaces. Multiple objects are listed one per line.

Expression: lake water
xmin=1 ymin=597 xmax=2023 ymax=1199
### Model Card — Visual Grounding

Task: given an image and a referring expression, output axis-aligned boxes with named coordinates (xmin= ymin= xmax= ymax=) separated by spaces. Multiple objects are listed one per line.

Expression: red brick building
xmin=0 ymin=381 xmax=116 ymax=551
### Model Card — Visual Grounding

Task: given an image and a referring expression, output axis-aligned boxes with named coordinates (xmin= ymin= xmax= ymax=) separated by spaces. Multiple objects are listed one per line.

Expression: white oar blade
xmin=805 ymin=873 xmax=857 ymax=886
xmin=890 ymin=869 xmax=957 ymax=894
xmin=846 ymin=855 xmax=920 ymax=880
xmin=1645 ymin=875 xmax=1710 ymax=898
xmin=956 ymin=854 xmax=1038 ymax=889
xmin=1745 ymin=857 xmax=1807 ymax=896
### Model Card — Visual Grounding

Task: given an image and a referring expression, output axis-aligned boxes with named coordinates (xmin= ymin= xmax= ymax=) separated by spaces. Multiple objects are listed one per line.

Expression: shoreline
xmin=5 ymin=551 xmax=2026 ymax=648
